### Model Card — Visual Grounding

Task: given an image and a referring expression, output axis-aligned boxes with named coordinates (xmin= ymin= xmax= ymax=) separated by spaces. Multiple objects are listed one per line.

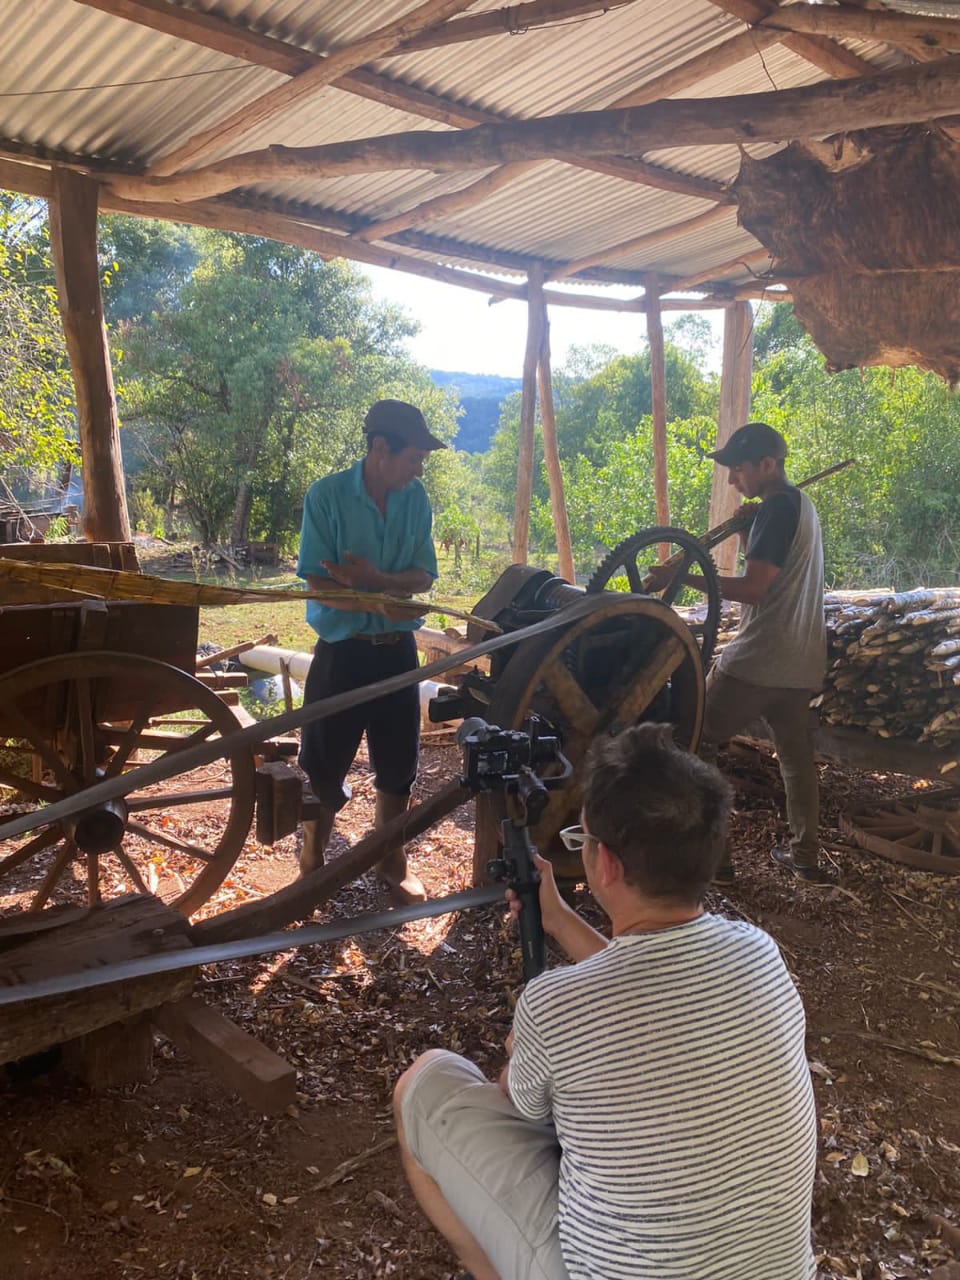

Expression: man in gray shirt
xmin=701 ymin=421 xmax=829 ymax=883
xmin=650 ymin=421 xmax=828 ymax=882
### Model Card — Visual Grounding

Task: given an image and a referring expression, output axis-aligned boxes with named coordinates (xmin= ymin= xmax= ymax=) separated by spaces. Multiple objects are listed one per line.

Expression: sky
xmin=361 ymin=264 xmax=725 ymax=378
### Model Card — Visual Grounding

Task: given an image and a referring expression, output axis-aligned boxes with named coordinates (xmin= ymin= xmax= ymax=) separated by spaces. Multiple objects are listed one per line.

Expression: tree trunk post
xmin=536 ymin=293 xmax=575 ymax=584
xmin=513 ymin=263 xmax=545 ymax=564
xmin=710 ymin=301 xmax=755 ymax=575
xmin=644 ymin=277 xmax=670 ymax=555
xmin=48 ymin=168 xmax=131 ymax=543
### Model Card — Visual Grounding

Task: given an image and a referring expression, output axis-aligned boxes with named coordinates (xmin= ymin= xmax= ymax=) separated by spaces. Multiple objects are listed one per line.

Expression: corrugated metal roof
xmin=0 ymin=0 xmax=938 ymax=298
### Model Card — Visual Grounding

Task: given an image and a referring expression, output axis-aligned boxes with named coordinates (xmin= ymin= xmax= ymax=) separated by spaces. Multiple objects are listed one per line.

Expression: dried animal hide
xmin=733 ymin=125 xmax=960 ymax=384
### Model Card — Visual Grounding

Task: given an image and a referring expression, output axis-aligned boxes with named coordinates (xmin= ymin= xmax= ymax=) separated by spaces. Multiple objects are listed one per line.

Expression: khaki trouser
xmin=702 ymin=668 xmax=820 ymax=868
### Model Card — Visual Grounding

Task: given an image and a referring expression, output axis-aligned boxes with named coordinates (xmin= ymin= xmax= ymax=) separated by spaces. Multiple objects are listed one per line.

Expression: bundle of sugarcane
xmin=0 ymin=557 xmax=499 ymax=632
xmin=819 ymin=589 xmax=960 ymax=744
xmin=712 ymin=589 xmax=960 ymax=745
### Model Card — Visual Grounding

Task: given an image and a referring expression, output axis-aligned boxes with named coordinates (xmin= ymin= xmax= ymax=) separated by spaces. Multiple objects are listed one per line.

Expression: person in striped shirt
xmin=394 ymin=723 xmax=817 ymax=1280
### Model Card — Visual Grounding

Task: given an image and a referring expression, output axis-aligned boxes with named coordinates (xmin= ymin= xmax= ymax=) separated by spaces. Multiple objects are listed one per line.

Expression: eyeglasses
xmin=559 ymin=825 xmax=595 ymax=853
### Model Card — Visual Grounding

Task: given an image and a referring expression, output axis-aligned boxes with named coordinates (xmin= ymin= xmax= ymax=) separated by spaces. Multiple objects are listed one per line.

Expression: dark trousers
xmin=299 ymin=632 xmax=420 ymax=811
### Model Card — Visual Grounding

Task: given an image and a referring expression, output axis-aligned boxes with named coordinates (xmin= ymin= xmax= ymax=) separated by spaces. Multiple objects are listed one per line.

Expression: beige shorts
xmin=399 ymin=1050 xmax=569 ymax=1280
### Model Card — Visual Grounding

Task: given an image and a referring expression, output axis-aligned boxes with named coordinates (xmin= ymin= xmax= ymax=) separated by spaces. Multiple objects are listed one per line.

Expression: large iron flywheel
xmin=473 ymin=594 xmax=705 ymax=881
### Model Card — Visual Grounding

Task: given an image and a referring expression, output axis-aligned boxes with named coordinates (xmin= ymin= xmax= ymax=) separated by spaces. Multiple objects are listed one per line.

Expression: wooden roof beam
xmin=397 ymin=0 xmax=639 ymax=52
xmin=358 ymin=23 xmax=783 ymax=246
xmin=548 ymin=206 xmax=735 ymax=281
xmin=670 ymin=247 xmax=773 ymax=291
xmin=146 ymin=0 xmax=479 ymax=178
xmin=759 ymin=3 xmax=960 ymax=55
xmin=75 ymin=2 xmax=724 ymax=206
xmin=704 ymin=0 xmax=878 ymax=78
xmin=108 ymin=57 xmax=960 ymax=204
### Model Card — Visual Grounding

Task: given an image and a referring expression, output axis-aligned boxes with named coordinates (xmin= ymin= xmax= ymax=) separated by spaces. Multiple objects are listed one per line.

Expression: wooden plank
xmin=710 ymin=301 xmax=755 ymax=576
xmin=195 ymin=779 xmax=470 ymax=943
xmin=154 ymin=997 xmax=296 ymax=1115
xmin=48 ymin=168 xmax=130 ymax=543
xmin=0 ymin=895 xmax=196 ymax=1063
xmin=62 ymin=1012 xmax=154 ymax=1087
xmin=255 ymin=761 xmax=304 ymax=844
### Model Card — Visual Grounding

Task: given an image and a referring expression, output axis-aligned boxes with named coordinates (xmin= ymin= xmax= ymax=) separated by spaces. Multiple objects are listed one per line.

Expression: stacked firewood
xmin=713 ymin=589 xmax=960 ymax=746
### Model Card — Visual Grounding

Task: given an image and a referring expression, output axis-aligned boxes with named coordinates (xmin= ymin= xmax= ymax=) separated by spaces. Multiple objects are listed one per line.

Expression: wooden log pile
xmin=714 ymin=589 xmax=960 ymax=747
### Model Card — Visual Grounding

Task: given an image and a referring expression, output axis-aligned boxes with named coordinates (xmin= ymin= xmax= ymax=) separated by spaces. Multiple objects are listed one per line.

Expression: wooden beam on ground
xmin=709 ymin=301 xmax=755 ymax=575
xmin=154 ymin=996 xmax=296 ymax=1114
xmin=536 ymin=295 xmax=575 ymax=583
xmin=147 ymin=0 xmax=478 ymax=178
xmin=704 ymin=0 xmax=879 ymax=78
xmin=193 ymin=779 xmax=470 ymax=943
xmin=48 ymin=168 xmax=130 ymax=543
xmin=549 ymin=205 xmax=734 ymax=282
xmin=514 ymin=264 xmax=546 ymax=565
xmin=107 ymin=58 xmax=960 ymax=204
xmin=397 ymin=0 xmax=638 ymax=51
xmin=644 ymin=278 xmax=671 ymax=540
xmin=759 ymin=3 xmax=960 ymax=56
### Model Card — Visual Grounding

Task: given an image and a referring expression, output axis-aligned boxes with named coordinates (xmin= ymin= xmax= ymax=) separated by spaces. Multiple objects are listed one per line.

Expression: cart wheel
xmin=0 ymin=652 xmax=256 ymax=917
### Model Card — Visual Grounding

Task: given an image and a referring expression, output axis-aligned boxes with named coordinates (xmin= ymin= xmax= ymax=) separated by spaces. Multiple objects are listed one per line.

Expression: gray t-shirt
xmin=718 ymin=486 xmax=826 ymax=689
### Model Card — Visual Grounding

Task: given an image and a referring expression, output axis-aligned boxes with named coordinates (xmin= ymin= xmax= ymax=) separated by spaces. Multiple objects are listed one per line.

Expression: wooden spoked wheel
xmin=841 ymin=794 xmax=960 ymax=875
xmin=474 ymin=596 xmax=705 ymax=881
xmin=0 ymin=652 xmax=256 ymax=917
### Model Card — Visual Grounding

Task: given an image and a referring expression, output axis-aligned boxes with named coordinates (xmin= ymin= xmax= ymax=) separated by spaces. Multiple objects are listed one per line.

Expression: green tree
xmin=0 ymin=194 xmax=77 ymax=496
xmin=751 ymin=303 xmax=960 ymax=587
xmin=119 ymin=228 xmax=456 ymax=547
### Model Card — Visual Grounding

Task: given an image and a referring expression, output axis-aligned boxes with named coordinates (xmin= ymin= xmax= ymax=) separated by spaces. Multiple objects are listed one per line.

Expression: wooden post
xmin=644 ymin=277 xmax=670 ymax=553
xmin=513 ymin=264 xmax=545 ymax=564
xmin=48 ymin=168 xmax=131 ymax=543
xmin=535 ymin=292 xmax=575 ymax=584
xmin=709 ymin=301 xmax=755 ymax=575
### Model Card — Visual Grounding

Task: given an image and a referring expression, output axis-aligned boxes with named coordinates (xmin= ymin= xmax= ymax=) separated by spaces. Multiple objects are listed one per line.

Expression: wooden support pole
xmin=644 ymin=277 xmax=671 ymax=546
xmin=48 ymin=169 xmax=130 ymax=543
xmin=536 ymin=298 xmax=575 ymax=583
xmin=514 ymin=265 xmax=546 ymax=564
xmin=709 ymin=301 xmax=755 ymax=575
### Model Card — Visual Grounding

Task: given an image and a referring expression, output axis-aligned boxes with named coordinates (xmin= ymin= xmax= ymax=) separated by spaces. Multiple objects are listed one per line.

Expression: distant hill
xmin=431 ymin=370 xmax=521 ymax=453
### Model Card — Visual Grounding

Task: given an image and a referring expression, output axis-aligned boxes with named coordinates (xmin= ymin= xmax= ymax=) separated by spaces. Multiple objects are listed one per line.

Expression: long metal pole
xmin=0 ymin=597 xmax=601 ymax=844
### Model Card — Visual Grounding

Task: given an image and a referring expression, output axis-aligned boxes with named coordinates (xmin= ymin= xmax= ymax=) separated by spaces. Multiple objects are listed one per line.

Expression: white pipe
xmin=239 ymin=645 xmax=456 ymax=725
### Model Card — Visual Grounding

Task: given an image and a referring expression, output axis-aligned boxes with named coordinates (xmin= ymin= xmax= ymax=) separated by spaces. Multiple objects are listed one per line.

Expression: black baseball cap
xmin=363 ymin=399 xmax=446 ymax=451
xmin=708 ymin=422 xmax=788 ymax=467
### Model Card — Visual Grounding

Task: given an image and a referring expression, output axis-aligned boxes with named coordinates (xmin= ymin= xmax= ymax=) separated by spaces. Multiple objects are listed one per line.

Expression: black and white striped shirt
xmin=508 ymin=914 xmax=817 ymax=1280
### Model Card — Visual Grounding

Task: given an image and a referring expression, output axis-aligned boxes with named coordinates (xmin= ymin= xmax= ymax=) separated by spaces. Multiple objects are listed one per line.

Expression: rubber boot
xmin=374 ymin=791 xmax=426 ymax=905
xmin=299 ymin=808 xmax=335 ymax=877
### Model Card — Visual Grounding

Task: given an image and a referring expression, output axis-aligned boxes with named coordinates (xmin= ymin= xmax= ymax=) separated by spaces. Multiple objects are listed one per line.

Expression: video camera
xmin=456 ymin=716 xmax=571 ymax=981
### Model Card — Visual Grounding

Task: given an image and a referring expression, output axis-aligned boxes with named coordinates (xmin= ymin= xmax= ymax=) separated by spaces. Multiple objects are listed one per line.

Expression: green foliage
xmin=751 ymin=303 xmax=960 ymax=587
xmin=130 ymin=484 xmax=168 ymax=538
xmin=0 ymin=195 xmax=78 ymax=489
xmin=117 ymin=225 xmax=456 ymax=546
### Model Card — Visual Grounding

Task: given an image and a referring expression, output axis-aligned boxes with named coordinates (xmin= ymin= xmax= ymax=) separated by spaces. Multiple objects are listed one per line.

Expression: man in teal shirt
xmin=297 ymin=400 xmax=443 ymax=902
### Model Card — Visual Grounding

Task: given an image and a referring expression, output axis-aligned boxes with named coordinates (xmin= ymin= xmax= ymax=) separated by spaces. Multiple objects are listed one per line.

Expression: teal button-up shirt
xmin=297 ymin=459 xmax=438 ymax=641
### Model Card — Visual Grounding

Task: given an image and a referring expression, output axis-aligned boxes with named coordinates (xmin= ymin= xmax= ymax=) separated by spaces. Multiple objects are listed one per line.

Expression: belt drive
xmin=0 ymin=884 xmax=507 ymax=1007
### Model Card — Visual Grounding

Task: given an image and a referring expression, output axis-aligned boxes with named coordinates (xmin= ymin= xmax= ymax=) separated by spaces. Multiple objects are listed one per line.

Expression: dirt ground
xmin=1 ymin=739 xmax=959 ymax=1280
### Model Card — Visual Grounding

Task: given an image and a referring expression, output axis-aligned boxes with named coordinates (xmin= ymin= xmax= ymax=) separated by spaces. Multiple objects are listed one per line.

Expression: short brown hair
xmin=581 ymin=724 xmax=732 ymax=904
